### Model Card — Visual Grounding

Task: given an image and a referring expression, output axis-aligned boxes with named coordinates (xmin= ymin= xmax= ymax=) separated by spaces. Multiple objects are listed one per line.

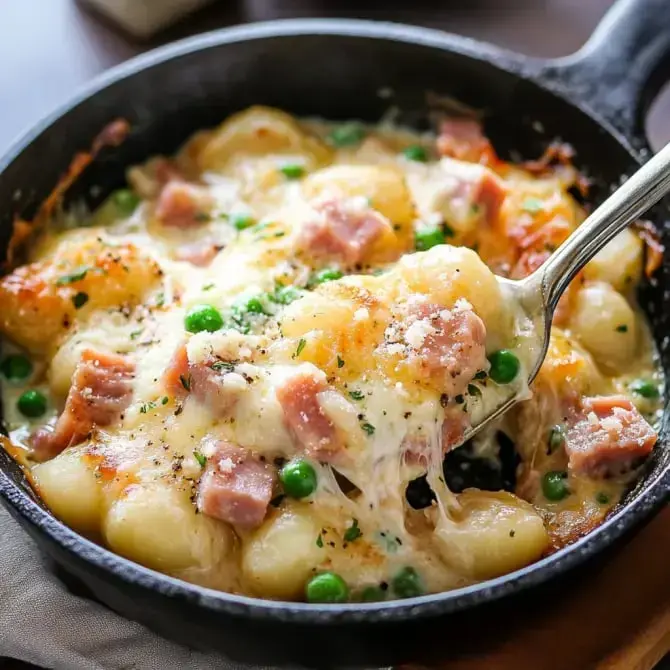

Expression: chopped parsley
xmin=130 ymin=329 xmax=142 ymax=340
xmin=202 ymin=283 xmax=215 ymax=291
xmin=337 ymin=355 xmax=345 ymax=369
xmin=294 ymin=338 xmax=306 ymax=358
xmin=467 ymin=384 xmax=481 ymax=397
xmin=616 ymin=324 xmax=628 ymax=333
xmin=56 ymin=266 xmax=90 ymax=285
xmin=316 ymin=533 xmax=324 ymax=548
xmin=522 ymin=197 xmax=544 ymax=214
xmin=179 ymin=374 xmax=192 ymax=391
xmin=269 ymin=284 xmax=302 ymax=305
xmin=139 ymin=401 xmax=157 ymax=414
xmin=161 ymin=396 xmax=169 ymax=405
xmin=71 ymin=291 xmax=89 ymax=309
xmin=194 ymin=450 xmax=207 ymax=468
xmin=548 ymin=424 xmax=566 ymax=454
xmin=279 ymin=164 xmax=306 ymax=180
xmin=231 ymin=214 xmax=256 ymax=231
xmin=596 ymin=492 xmax=610 ymax=505
xmin=194 ymin=211 xmax=211 ymax=222
xmin=211 ymin=361 xmax=235 ymax=373
xmin=349 ymin=390 xmax=365 ymax=401
xmin=155 ymin=292 xmax=165 ymax=307
xmin=343 ymin=518 xmax=362 ymax=542
xmin=361 ymin=422 xmax=375 ymax=436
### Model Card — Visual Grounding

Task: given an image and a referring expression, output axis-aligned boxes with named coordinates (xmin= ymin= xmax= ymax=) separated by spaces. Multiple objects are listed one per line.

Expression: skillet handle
xmin=540 ymin=0 xmax=670 ymax=153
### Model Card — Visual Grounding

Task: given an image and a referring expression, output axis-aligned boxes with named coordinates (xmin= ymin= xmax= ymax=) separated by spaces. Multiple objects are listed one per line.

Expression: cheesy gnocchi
xmin=0 ymin=107 xmax=663 ymax=602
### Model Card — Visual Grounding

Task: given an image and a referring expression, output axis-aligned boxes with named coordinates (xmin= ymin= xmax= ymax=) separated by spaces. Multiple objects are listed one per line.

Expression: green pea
xmin=112 ymin=189 xmax=140 ymax=217
xmin=392 ymin=566 xmax=423 ymax=598
xmin=184 ymin=304 xmax=224 ymax=333
xmin=279 ymin=164 xmax=305 ymax=180
xmin=0 ymin=354 xmax=33 ymax=382
xmin=231 ymin=214 xmax=256 ymax=231
xmin=629 ymin=379 xmax=660 ymax=400
xmin=279 ymin=459 xmax=317 ymax=499
xmin=17 ymin=389 xmax=47 ymax=418
xmin=308 ymin=268 xmax=343 ymax=288
xmin=243 ymin=296 xmax=267 ymax=315
xmin=305 ymin=571 xmax=349 ymax=603
xmin=328 ymin=122 xmax=366 ymax=147
xmin=488 ymin=350 xmax=520 ymax=385
xmin=271 ymin=285 xmax=302 ymax=305
xmin=542 ymin=470 xmax=570 ymax=502
xmin=415 ymin=225 xmax=446 ymax=251
xmin=402 ymin=145 xmax=429 ymax=162
xmin=548 ymin=424 xmax=566 ymax=453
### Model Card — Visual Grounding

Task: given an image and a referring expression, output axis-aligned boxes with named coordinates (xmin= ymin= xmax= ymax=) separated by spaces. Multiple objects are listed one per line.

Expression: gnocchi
xmin=0 ymin=107 xmax=661 ymax=604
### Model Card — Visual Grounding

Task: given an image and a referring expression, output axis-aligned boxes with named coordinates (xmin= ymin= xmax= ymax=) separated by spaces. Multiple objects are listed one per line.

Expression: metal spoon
xmin=466 ymin=141 xmax=670 ymax=440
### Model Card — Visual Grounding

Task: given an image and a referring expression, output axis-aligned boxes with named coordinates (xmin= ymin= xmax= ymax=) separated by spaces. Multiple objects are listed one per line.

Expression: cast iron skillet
xmin=1 ymin=0 xmax=670 ymax=666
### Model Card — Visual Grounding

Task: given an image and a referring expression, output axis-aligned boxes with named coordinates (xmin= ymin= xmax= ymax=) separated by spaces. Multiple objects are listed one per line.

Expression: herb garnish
xmin=344 ymin=518 xmax=362 ymax=542
xmin=294 ymin=338 xmax=306 ymax=357
xmin=361 ymin=422 xmax=375 ymax=436
xmin=56 ymin=266 xmax=90 ymax=285
xmin=72 ymin=292 xmax=89 ymax=309
xmin=211 ymin=361 xmax=235 ymax=373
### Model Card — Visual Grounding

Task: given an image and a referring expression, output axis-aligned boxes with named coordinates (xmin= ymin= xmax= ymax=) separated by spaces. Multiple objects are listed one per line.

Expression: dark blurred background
xmin=0 ymin=0 xmax=668 ymax=157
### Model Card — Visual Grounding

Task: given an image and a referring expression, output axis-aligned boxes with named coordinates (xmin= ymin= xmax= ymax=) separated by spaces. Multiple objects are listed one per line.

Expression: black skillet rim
xmin=0 ymin=18 xmax=669 ymax=625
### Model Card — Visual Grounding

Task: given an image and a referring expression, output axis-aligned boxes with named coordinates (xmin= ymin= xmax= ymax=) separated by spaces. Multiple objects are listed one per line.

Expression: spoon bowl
xmin=467 ymin=141 xmax=670 ymax=440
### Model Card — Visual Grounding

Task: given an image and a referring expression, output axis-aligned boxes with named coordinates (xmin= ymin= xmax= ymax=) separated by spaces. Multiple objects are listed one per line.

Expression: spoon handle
xmin=532 ymin=141 xmax=670 ymax=313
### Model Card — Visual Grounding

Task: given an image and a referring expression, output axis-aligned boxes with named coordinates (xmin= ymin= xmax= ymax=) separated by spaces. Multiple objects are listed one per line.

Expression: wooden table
xmin=0 ymin=1 xmax=669 ymax=668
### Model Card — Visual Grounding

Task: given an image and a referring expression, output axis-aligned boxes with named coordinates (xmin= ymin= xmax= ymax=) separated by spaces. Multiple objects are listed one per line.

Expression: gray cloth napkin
xmin=0 ymin=505 xmax=256 ymax=670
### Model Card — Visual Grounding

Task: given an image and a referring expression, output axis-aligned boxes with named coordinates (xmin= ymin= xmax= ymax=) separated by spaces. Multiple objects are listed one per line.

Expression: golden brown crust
xmin=4 ymin=119 xmax=130 ymax=271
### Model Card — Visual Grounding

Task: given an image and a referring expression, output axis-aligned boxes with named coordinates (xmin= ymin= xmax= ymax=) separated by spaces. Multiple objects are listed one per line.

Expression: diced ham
xmin=404 ymin=300 xmax=488 ymax=398
xmin=509 ymin=218 xmax=577 ymax=326
xmin=153 ymin=158 xmax=185 ymax=186
xmin=155 ymin=181 xmax=214 ymax=229
xmin=276 ymin=373 xmax=343 ymax=462
xmin=436 ymin=159 xmax=507 ymax=228
xmin=475 ymin=170 xmax=507 ymax=225
xmin=565 ymin=395 xmax=657 ymax=477
xmin=162 ymin=343 xmax=190 ymax=396
xmin=299 ymin=198 xmax=391 ymax=266
xmin=441 ymin=408 xmax=470 ymax=448
xmin=31 ymin=350 xmax=134 ymax=462
xmin=436 ymin=118 xmax=497 ymax=165
xmin=197 ymin=441 xmax=276 ymax=529
xmin=402 ymin=408 xmax=469 ymax=466
xmin=162 ymin=344 xmax=240 ymax=417
xmin=188 ymin=361 xmax=241 ymax=417
xmin=174 ymin=241 xmax=222 ymax=266
xmin=127 ymin=158 xmax=185 ymax=199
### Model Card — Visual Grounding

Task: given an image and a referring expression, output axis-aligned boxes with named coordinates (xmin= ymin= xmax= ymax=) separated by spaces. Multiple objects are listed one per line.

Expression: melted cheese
xmin=0 ymin=106 xmax=662 ymax=601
